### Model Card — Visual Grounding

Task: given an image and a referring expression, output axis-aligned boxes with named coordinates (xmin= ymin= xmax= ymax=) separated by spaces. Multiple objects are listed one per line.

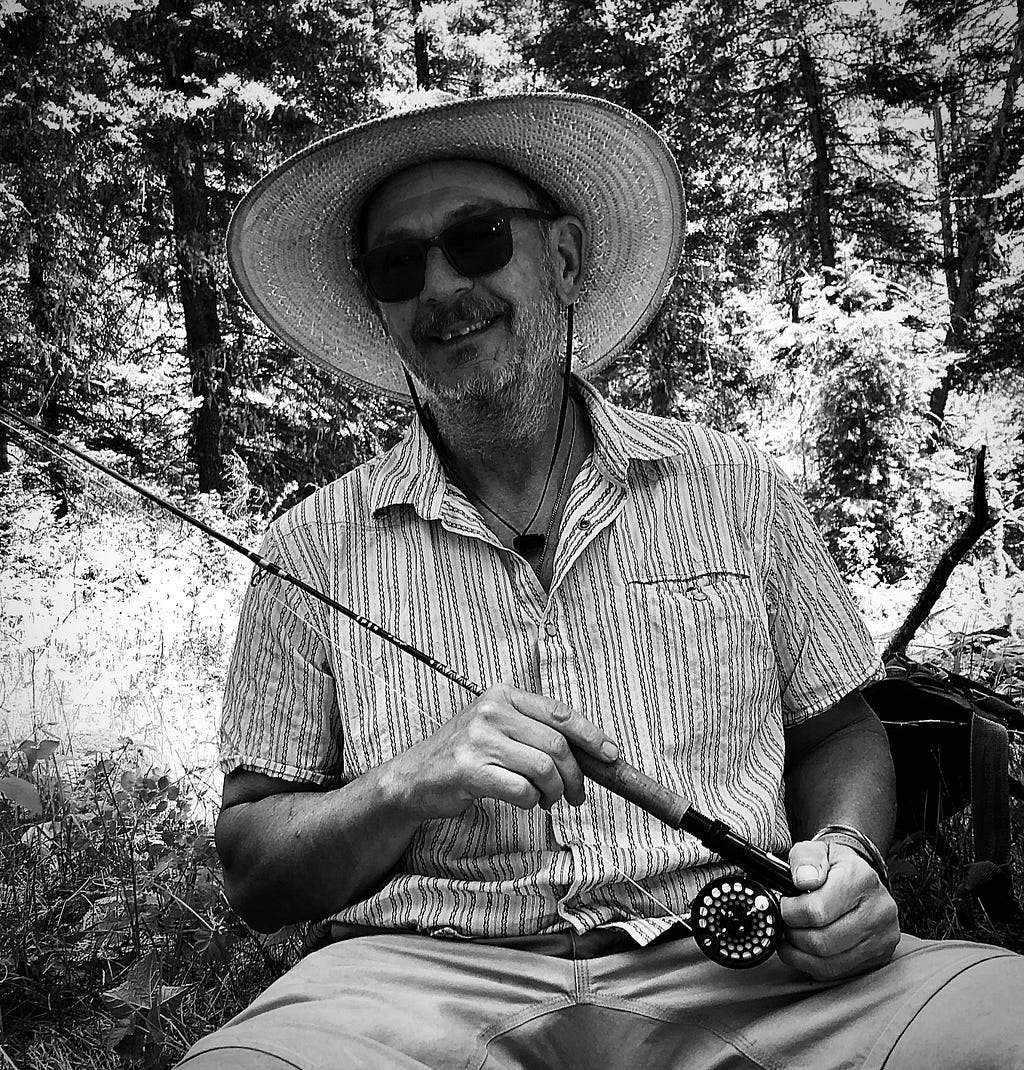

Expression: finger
xmin=777 ymin=935 xmax=887 ymax=982
xmin=781 ymin=840 xmax=862 ymax=925
xmin=783 ymin=902 xmax=873 ymax=958
xmin=501 ymin=719 xmax=586 ymax=805
xmin=496 ymin=737 xmax=572 ymax=809
xmin=780 ymin=874 xmax=863 ymax=932
xmin=480 ymin=764 xmax=543 ymax=811
xmin=786 ymin=839 xmax=830 ymax=891
xmin=502 ymin=687 xmax=618 ymax=761
xmin=778 ymin=908 xmax=900 ymax=981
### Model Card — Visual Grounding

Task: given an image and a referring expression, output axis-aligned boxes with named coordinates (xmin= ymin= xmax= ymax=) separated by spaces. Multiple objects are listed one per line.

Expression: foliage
xmin=0 ymin=735 xmax=303 ymax=1069
xmin=2 ymin=0 xmax=1024 ymax=1063
xmin=744 ymin=256 xmax=948 ymax=581
xmin=0 ymin=0 xmax=384 ymax=499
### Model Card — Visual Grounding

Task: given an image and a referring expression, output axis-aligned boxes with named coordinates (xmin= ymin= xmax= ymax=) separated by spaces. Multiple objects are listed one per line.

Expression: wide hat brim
xmin=227 ymin=92 xmax=685 ymax=401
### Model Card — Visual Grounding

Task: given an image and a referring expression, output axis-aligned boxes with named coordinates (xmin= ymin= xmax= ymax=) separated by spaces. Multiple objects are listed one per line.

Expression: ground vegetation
xmin=2 ymin=0 xmax=1023 ymax=1065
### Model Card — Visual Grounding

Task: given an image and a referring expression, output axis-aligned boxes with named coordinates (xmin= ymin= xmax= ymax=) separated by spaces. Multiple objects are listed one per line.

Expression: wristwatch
xmin=811 ymin=824 xmax=890 ymax=888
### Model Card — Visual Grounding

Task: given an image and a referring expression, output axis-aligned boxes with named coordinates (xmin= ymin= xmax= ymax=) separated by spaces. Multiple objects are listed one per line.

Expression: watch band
xmin=811 ymin=824 xmax=890 ymax=889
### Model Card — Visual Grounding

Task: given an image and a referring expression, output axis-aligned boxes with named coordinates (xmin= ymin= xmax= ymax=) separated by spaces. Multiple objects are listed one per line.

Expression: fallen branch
xmin=884 ymin=446 xmax=995 ymax=661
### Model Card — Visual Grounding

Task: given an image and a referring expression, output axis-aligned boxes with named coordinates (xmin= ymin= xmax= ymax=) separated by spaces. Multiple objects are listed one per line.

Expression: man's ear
xmin=549 ymin=216 xmax=585 ymax=306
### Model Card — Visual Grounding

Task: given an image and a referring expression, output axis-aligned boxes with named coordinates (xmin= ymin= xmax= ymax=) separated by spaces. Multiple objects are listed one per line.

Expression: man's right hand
xmin=387 ymin=683 xmax=619 ymax=820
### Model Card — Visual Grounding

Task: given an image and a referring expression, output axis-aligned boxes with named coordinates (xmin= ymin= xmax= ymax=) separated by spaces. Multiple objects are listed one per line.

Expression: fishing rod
xmin=1 ymin=403 xmax=798 ymax=968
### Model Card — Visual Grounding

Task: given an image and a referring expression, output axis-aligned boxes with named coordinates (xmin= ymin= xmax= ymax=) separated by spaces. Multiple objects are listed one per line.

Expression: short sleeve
xmin=219 ymin=525 xmax=342 ymax=784
xmin=765 ymin=466 xmax=884 ymax=725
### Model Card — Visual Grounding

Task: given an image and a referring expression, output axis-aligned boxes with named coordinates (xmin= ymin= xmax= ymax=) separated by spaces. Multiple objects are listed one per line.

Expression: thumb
xmin=787 ymin=839 xmax=831 ymax=891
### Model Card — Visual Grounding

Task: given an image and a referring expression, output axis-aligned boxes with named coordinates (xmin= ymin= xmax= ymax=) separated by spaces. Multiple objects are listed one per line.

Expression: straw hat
xmin=227 ymin=92 xmax=685 ymax=400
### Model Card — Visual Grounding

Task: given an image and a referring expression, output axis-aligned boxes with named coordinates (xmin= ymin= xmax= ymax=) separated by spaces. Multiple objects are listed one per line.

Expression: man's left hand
xmin=777 ymin=840 xmax=900 ymax=981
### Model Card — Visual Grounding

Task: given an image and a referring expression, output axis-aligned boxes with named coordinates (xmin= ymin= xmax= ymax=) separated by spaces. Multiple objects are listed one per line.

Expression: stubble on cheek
xmin=385 ymin=252 xmax=567 ymax=445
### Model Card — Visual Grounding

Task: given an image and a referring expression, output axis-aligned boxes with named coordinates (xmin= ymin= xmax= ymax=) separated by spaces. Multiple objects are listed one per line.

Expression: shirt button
xmin=544 ymin=620 xmax=558 ymax=637
xmin=579 ymin=517 xmax=591 ymax=530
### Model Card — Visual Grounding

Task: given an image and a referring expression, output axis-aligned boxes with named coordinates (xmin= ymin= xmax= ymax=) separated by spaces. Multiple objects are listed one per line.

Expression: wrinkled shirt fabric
xmin=220 ymin=378 xmax=882 ymax=943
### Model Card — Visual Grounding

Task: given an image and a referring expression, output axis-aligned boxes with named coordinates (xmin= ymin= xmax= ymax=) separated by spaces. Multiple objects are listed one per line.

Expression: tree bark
xmin=24 ymin=194 xmax=69 ymax=516
xmin=795 ymin=39 xmax=836 ymax=275
xmin=410 ymin=0 xmax=431 ymax=89
xmin=648 ymin=346 xmax=672 ymax=417
xmin=930 ymin=8 xmax=1024 ymax=420
xmin=164 ymin=127 xmax=229 ymax=493
xmin=159 ymin=0 xmax=230 ymax=492
xmin=932 ymin=104 xmax=959 ymax=309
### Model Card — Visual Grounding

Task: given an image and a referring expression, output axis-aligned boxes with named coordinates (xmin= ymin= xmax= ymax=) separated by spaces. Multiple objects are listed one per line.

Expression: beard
xmin=394 ymin=276 xmax=565 ymax=452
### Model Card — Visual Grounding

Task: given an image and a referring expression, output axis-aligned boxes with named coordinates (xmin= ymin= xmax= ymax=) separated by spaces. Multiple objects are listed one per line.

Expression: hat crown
xmin=227 ymin=92 xmax=685 ymax=399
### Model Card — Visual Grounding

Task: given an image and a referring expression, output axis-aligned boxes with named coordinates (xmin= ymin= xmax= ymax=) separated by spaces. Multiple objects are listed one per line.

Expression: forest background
xmin=1 ymin=0 xmax=1023 ymax=1066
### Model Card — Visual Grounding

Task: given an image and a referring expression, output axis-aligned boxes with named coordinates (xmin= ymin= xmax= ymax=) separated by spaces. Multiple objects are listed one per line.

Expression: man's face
xmin=361 ymin=160 xmax=571 ymax=418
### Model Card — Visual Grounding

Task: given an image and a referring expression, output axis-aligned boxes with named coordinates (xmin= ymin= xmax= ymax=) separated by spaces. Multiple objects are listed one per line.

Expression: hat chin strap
xmin=402 ymin=302 xmax=576 ymax=550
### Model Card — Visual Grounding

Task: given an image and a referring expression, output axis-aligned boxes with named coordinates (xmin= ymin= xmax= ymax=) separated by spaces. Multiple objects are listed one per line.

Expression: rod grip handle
xmin=571 ymin=747 xmax=692 ymax=828
xmin=571 ymin=746 xmax=798 ymax=897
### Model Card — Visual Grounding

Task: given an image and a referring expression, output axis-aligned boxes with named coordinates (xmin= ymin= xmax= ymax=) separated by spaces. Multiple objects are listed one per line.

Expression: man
xmin=179 ymin=93 xmax=1022 ymax=1068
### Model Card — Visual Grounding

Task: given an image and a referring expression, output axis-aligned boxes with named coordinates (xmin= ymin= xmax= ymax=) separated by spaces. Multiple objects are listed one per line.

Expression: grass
xmin=0 ymin=487 xmax=300 ymax=1068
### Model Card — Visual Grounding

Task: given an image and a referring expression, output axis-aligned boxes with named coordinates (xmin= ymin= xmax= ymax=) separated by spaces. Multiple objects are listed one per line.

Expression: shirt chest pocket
xmin=622 ymin=568 xmax=774 ymax=726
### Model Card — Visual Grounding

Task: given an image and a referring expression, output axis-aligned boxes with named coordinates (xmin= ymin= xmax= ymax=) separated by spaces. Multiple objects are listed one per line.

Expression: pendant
xmin=512 ymin=533 xmax=546 ymax=554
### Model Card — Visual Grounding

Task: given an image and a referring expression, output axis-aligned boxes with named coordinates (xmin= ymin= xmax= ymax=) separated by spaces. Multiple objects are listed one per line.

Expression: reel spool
xmin=689 ymin=873 xmax=783 ymax=968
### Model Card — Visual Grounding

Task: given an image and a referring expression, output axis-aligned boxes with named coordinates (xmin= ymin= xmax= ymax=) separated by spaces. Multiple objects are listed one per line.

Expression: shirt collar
xmin=366 ymin=417 xmax=447 ymax=521
xmin=576 ymin=377 xmax=687 ymax=487
xmin=366 ymin=375 xmax=687 ymax=518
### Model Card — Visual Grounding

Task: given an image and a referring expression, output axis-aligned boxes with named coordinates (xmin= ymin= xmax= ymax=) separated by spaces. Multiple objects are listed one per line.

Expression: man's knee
xmin=886 ymin=955 xmax=1024 ymax=1069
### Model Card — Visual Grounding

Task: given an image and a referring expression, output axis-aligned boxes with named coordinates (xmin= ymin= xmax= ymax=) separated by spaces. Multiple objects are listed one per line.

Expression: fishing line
xmin=1 ymin=405 xmax=800 ymax=968
xmin=267 ymin=592 xmax=445 ymax=730
xmin=274 ymin=590 xmax=694 ymax=930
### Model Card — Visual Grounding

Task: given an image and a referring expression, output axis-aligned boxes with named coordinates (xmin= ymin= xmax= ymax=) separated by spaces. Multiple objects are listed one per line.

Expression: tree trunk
xmin=410 ymin=0 xmax=431 ymax=89
xmin=648 ymin=346 xmax=672 ymax=417
xmin=159 ymin=0 xmax=229 ymax=492
xmin=24 ymin=200 xmax=69 ymax=516
xmin=930 ymin=8 xmax=1024 ymax=420
xmin=795 ymin=39 xmax=836 ymax=275
xmin=165 ymin=126 xmax=229 ymax=493
xmin=932 ymin=103 xmax=959 ymax=309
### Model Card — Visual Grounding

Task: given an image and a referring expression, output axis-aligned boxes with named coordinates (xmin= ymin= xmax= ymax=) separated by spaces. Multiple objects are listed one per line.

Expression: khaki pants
xmin=178 ymin=926 xmax=1021 ymax=1070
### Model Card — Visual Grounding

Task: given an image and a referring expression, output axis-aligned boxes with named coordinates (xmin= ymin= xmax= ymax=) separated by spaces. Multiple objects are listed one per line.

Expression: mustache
xmin=410 ymin=295 xmax=510 ymax=344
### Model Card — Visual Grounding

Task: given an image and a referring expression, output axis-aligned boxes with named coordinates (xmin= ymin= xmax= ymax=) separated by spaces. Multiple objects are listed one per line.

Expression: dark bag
xmin=863 ymin=657 xmax=1024 ymax=920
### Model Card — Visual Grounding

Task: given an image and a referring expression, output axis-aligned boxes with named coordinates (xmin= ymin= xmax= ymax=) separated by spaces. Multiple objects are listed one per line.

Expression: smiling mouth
xmin=433 ymin=316 xmax=499 ymax=344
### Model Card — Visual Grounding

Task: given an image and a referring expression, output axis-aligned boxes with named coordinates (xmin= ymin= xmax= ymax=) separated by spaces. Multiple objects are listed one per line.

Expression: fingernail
xmin=601 ymin=740 xmax=619 ymax=761
xmin=796 ymin=865 xmax=819 ymax=884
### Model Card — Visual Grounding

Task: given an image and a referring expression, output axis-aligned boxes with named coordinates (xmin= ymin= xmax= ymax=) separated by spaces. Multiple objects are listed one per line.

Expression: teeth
xmin=440 ymin=319 xmax=491 ymax=343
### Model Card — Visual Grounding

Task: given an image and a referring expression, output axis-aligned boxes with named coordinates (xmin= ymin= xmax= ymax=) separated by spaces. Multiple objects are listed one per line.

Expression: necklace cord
xmin=403 ymin=303 xmax=576 ymax=548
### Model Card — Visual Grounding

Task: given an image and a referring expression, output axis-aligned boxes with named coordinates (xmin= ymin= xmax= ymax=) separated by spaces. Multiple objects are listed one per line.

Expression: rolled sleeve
xmin=219 ymin=527 xmax=342 ymax=785
xmin=765 ymin=466 xmax=884 ymax=725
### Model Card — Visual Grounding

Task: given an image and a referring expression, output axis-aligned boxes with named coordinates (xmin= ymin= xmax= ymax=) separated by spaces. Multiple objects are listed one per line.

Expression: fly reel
xmin=689 ymin=873 xmax=783 ymax=968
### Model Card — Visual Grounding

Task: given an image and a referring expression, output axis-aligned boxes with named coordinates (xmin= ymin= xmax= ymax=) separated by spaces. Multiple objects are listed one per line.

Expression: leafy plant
xmin=0 ymin=737 xmax=302 ymax=1069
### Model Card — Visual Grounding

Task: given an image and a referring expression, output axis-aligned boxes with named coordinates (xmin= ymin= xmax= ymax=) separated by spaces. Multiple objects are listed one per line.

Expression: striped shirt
xmin=221 ymin=378 xmax=882 ymax=943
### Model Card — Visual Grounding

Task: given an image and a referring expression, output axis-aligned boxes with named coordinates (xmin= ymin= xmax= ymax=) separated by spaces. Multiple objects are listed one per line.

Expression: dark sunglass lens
xmin=364 ymin=243 xmax=425 ymax=302
xmin=445 ymin=214 xmax=513 ymax=277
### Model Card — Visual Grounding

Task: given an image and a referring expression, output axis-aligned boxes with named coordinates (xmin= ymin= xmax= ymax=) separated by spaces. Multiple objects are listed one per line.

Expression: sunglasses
xmin=355 ymin=206 xmax=558 ymax=303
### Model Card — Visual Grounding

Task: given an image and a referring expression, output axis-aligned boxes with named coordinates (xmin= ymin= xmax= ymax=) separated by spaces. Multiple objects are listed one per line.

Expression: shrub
xmin=0 ymin=737 xmax=302 ymax=1070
